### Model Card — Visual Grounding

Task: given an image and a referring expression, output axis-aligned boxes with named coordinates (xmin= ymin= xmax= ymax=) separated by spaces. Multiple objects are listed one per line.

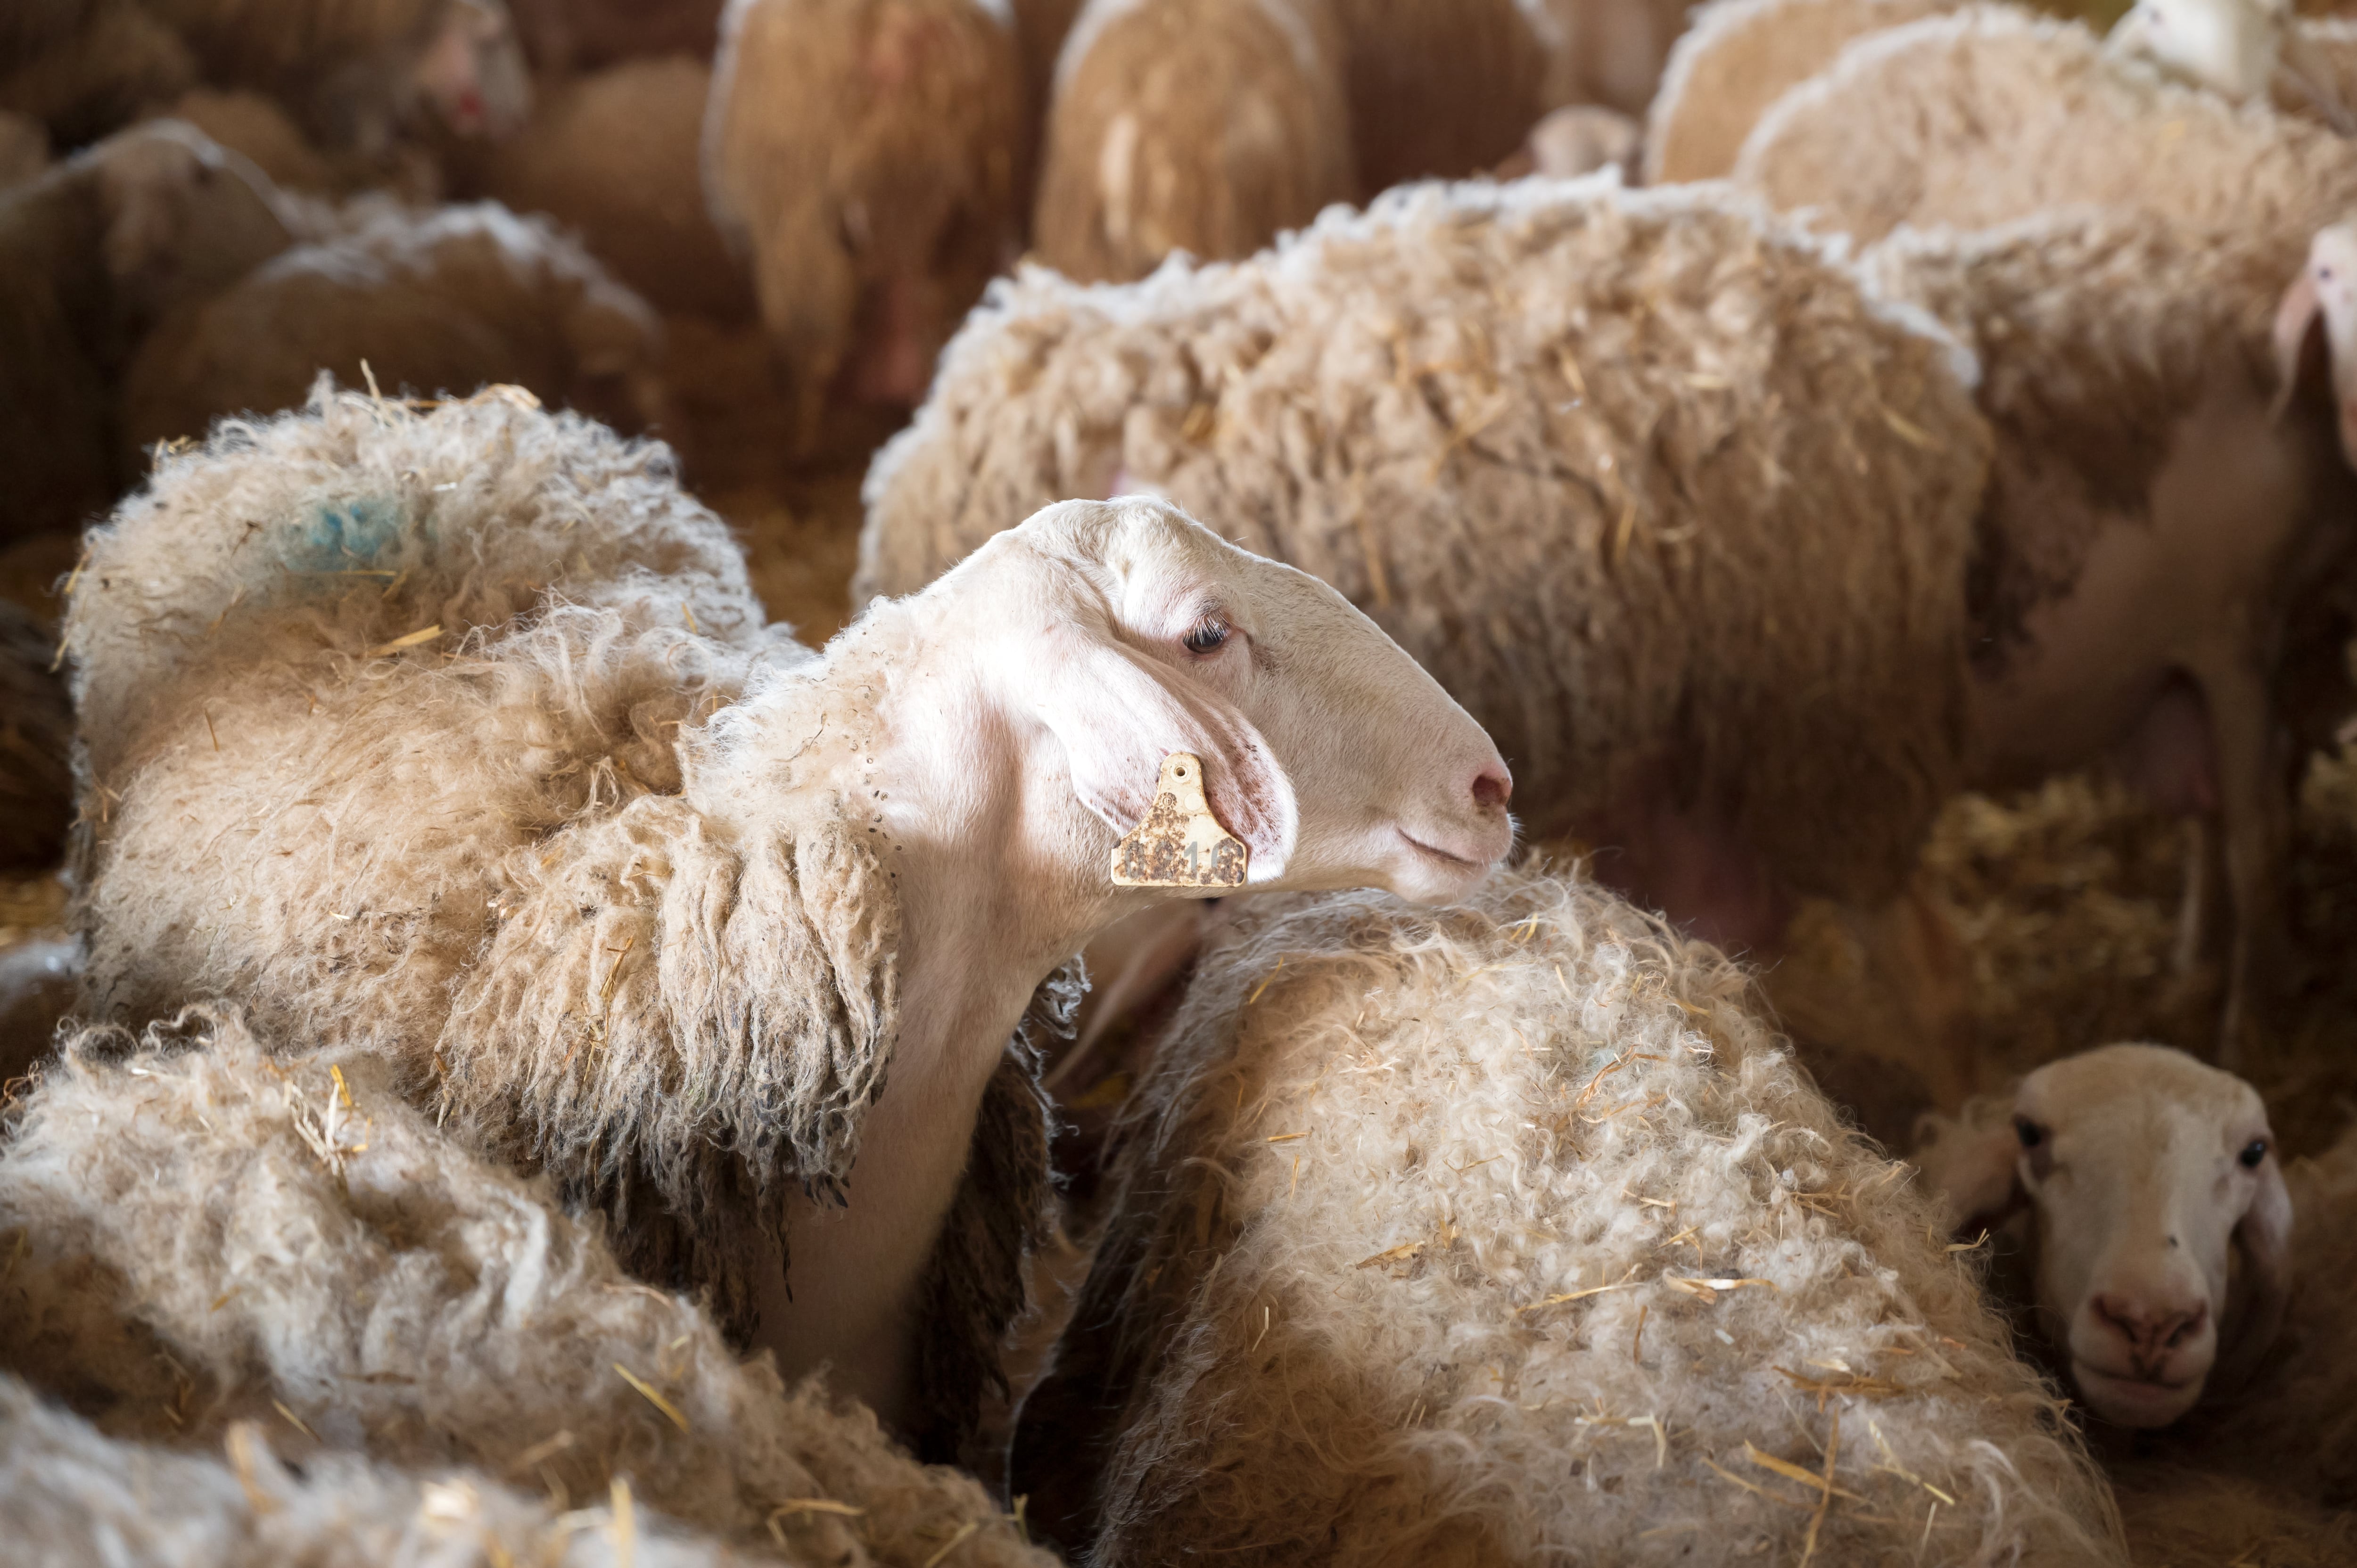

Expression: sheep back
xmin=0 ymin=1009 xmax=1055 ymax=1568
xmin=862 ymin=179 xmax=1991 ymax=904
xmin=1013 ymin=868 xmax=2126 ymax=1564
xmin=1640 ymin=0 xmax=1951 ymax=185
xmin=1733 ymin=7 xmax=2357 ymax=258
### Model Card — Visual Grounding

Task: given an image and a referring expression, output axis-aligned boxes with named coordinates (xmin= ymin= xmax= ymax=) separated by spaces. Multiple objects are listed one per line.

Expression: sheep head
xmin=2108 ymin=0 xmax=2285 ymax=102
xmin=409 ymin=0 xmax=533 ymax=140
xmin=1917 ymin=1044 xmax=2292 ymax=1429
xmin=2275 ymin=220 xmax=2357 ymax=471
xmin=907 ymin=497 xmax=1516 ymax=905
xmin=85 ymin=122 xmax=291 ymax=332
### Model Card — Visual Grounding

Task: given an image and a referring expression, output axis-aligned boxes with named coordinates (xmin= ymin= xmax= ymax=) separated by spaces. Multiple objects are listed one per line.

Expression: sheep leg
xmin=2185 ymin=640 xmax=2288 ymax=1067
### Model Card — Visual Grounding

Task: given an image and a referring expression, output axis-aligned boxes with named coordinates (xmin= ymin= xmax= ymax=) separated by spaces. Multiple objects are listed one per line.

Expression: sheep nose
xmin=1471 ymin=764 xmax=1512 ymax=812
xmin=2092 ymin=1293 xmax=2208 ymax=1376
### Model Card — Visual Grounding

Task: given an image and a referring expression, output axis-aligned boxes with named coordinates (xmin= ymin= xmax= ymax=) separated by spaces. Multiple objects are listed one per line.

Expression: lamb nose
xmin=1472 ymin=766 xmax=1512 ymax=810
xmin=2093 ymin=1293 xmax=2207 ymax=1371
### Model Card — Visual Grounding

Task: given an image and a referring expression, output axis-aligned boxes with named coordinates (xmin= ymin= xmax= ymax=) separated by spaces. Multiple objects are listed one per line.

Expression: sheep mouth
xmin=1396 ymin=829 xmax=1488 ymax=872
xmin=2071 ymin=1360 xmax=2204 ymax=1426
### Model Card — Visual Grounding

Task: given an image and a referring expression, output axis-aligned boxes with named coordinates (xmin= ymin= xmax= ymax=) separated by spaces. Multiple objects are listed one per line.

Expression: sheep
xmin=478 ymin=57 xmax=754 ymax=320
xmin=62 ymin=386 xmax=1515 ymax=1445
xmin=118 ymin=201 xmax=668 ymax=457
xmin=0 ymin=1007 xmax=1058 ymax=1566
xmin=1855 ymin=206 xmax=2357 ymax=1055
xmin=858 ymin=177 xmax=1992 ymax=954
xmin=153 ymin=87 xmax=338 ymax=194
xmin=1030 ymin=0 xmax=1355 ymax=286
xmin=1034 ymin=0 xmax=1550 ymax=284
xmin=1009 ymin=867 xmax=2128 ymax=1563
xmin=1912 ymin=1046 xmax=2357 ymax=1500
xmin=1533 ymin=0 xmax=1705 ymax=119
xmin=0 ymin=0 xmax=199 ymax=154
xmin=1 ymin=1371 xmax=765 ymax=1568
xmin=0 ymin=602 xmax=71 ymax=870
xmin=1490 ymin=103 xmax=1641 ymax=180
xmin=0 ymin=119 xmax=293 ymax=542
xmin=1639 ymin=0 xmax=1949 ymax=184
xmin=703 ymin=0 xmax=1029 ymax=440
xmin=1011 ymin=0 xmax=1087 ymax=120
xmin=1731 ymin=8 xmax=2357 ymax=255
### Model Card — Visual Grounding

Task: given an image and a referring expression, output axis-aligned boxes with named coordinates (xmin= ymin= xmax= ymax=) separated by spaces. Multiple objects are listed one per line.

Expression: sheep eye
xmin=2240 ymin=1138 xmax=2268 ymax=1169
xmin=2013 ymin=1116 xmax=2044 ymax=1150
xmin=1183 ymin=618 xmax=1230 ymax=655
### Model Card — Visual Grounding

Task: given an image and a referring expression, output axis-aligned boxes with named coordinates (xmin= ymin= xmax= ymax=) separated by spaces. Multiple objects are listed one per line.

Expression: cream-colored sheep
xmin=1011 ymin=869 xmax=2126 ymax=1563
xmin=1 ymin=1371 xmax=772 ymax=1568
xmin=0 ymin=1008 xmax=1056 ymax=1567
xmin=479 ymin=56 xmax=752 ymax=320
xmin=1732 ymin=8 xmax=2357 ymax=255
xmin=120 ymin=201 xmax=667 ymax=454
xmin=1639 ymin=0 xmax=1947 ymax=184
xmin=704 ymin=0 xmax=1027 ymax=437
xmin=861 ymin=178 xmax=1991 ymax=952
xmin=1031 ymin=0 xmax=1354 ymax=285
xmin=64 ymin=388 xmax=1513 ymax=1447
xmin=0 ymin=119 xmax=292 ymax=541
xmin=1915 ymin=1048 xmax=2357 ymax=1500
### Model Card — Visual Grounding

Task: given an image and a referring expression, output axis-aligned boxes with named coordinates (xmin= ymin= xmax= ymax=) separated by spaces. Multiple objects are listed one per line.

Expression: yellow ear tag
xmin=1111 ymin=752 xmax=1249 ymax=888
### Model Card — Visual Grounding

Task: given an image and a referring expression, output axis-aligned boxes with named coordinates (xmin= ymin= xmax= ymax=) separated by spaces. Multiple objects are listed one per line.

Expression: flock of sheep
xmin=5 ymin=0 xmax=2357 ymax=1563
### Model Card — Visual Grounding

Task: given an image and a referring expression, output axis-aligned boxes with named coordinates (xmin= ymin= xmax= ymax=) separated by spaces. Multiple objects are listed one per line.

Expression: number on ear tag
xmin=1111 ymin=752 xmax=1249 ymax=888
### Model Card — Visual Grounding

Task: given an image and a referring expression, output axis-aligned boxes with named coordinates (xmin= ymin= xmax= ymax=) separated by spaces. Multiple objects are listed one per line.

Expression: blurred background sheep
xmin=9 ymin=0 xmax=2357 ymax=1560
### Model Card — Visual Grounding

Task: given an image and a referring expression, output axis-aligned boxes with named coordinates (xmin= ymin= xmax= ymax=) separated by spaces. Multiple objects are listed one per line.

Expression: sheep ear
xmin=1911 ymin=1109 xmax=2025 ymax=1238
xmin=2216 ymin=1152 xmax=2295 ymax=1396
xmin=2272 ymin=268 xmax=2327 ymax=424
xmin=1030 ymin=623 xmax=1298 ymax=881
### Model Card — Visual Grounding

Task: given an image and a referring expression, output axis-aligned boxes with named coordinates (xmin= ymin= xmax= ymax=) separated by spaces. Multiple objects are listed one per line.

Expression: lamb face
xmin=407 ymin=0 xmax=532 ymax=139
xmin=1924 ymin=1044 xmax=2293 ymax=1429
xmin=935 ymin=497 xmax=1517 ymax=902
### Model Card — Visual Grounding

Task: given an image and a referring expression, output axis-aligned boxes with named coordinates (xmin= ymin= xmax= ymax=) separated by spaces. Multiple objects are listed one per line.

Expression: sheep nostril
xmin=1472 ymin=767 xmax=1511 ymax=811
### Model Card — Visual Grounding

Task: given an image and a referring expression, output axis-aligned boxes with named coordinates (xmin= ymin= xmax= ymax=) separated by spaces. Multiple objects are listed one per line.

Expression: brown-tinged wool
xmin=157 ymin=87 xmax=339 ymax=193
xmin=119 ymin=200 xmax=666 ymax=455
xmin=0 ymin=108 xmax=48 ymax=184
xmin=1534 ymin=0 xmax=1704 ymax=118
xmin=1033 ymin=0 xmax=1350 ymax=283
xmin=1856 ymin=206 xmax=2296 ymax=665
xmin=62 ymin=394 xmax=844 ymax=1363
xmin=704 ymin=0 xmax=1026 ymax=435
xmin=1012 ymin=0 xmax=1087 ymax=119
xmin=0 ymin=120 xmax=293 ymax=541
xmin=2111 ymin=1468 xmax=2357 ymax=1567
xmin=1033 ymin=0 xmax=1354 ymax=285
xmin=0 ymin=0 xmax=198 ymax=151
xmin=478 ymin=56 xmax=754 ymax=319
xmin=1640 ymin=0 xmax=1950 ymax=184
xmin=860 ymin=178 xmax=1990 ymax=904
xmin=507 ymin=0 xmax=726 ymax=73
xmin=1012 ymin=869 xmax=2125 ymax=1565
xmin=0 ymin=601 xmax=72 ymax=869
xmin=0 ymin=1010 xmax=1058 ymax=1568
xmin=1 ymin=1372 xmax=781 ymax=1568
xmin=1733 ymin=7 xmax=2357 ymax=256
xmin=1329 ymin=0 xmax=1547 ymax=193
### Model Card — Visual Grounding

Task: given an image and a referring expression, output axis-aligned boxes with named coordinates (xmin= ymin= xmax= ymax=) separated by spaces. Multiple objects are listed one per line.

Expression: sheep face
xmin=86 ymin=122 xmax=290 ymax=330
xmin=2276 ymin=221 xmax=2357 ymax=471
xmin=947 ymin=497 xmax=1515 ymax=902
xmin=1930 ymin=1044 xmax=2293 ymax=1429
xmin=2108 ymin=0 xmax=2283 ymax=102
xmin=409 ymin=0 xmax=533 ymax=140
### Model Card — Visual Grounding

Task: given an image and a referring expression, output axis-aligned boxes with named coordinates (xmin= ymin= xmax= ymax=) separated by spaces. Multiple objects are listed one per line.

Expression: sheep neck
xmin=699 ymin=607 xmax=1154 ymax=1428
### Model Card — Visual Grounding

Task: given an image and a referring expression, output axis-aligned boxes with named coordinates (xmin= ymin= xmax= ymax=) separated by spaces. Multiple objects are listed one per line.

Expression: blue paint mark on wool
xmin=281 ymin=496 xmax=406 ymax=571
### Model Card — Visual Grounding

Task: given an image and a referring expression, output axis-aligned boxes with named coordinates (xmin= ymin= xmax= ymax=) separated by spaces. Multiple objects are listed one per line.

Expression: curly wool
xmin=860 ymin=178 xmax=1991 ymax=903
xmin=1734 ymin=7 xmax=2357 ymax=262
xmin=1014 ymin=869 xmax=2124 ymax=1565
xmin=66 ymin=389 xmax=948 ymax=1362
xmin=0 ymin=1011 xmax=1051 ymax=1568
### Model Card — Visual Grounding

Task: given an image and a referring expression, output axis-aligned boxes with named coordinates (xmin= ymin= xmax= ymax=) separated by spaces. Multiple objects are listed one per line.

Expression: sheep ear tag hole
xmin=1111 ymin=752 xmax=1248 ymax=888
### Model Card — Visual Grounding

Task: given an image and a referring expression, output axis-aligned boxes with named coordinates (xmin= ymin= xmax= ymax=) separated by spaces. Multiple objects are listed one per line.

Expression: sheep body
xmin=1733 ymin=8 xmax=2357 ymax=254
xmin=507 ymin=0 xmax=726 ymax=74
xmin=479 ymin=57 xmax=751 ymax=319
xmin=703 ymin=0 xmax=1027 ymax=432
xmin=0 ymin=0 xmax=198 ymax=153
xmin=860 ymin=178 xmax=1991 ymax=927
xmin=119 ymin=201 xmax=666 ymax=453
xmin=1640 ymin=0 xmax=1949 ymax=184
xmin=1329 ymin=0 xmax=1546 ymax=192
xmin=0 ymin=1008 xmax=1056 ymax=1568
xmin=1032 ymin=0 xmax=1354 ymax=284
xmin=0 ymin=120 xmax=292 ymax=541
xmin=1013 ymin=868 xmax=2127 ymax=1563
xmin=0 ymin=602 xmax=71 ymax=869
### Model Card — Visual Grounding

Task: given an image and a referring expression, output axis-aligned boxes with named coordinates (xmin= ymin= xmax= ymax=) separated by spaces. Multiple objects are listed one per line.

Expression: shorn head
xmin=863 ymin=497 xmax=1516 ymax=907
xmin=1918 ymin=1045 xmax=2292 ymax=1429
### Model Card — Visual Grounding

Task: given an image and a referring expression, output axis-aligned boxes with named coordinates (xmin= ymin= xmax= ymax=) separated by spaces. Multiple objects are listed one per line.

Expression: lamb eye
xmin=2240 ymin=1138 xmax=2269 ymax=1169
xmin=1182 ymin=618 xmax=1230 ymax=655
xmin=2013 ymin=1116 xmax=2044 ymax=1150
